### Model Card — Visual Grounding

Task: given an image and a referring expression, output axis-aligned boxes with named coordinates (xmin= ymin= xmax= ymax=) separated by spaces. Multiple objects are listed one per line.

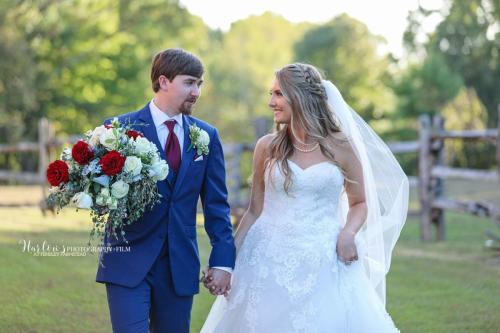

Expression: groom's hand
xmin=203 ymin=267 xmax=231 ymax=296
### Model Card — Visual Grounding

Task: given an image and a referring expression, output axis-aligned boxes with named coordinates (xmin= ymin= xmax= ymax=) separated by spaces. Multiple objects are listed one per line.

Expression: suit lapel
xmin=137 ymin=105 xmax=172 ymax=192
xmin=173 ymin=115 xmax=195 ymax=194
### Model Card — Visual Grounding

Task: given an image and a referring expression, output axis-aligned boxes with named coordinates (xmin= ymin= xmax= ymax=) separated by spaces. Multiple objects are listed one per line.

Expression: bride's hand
xmin=336 ymin=229 xmax=358 ymax=264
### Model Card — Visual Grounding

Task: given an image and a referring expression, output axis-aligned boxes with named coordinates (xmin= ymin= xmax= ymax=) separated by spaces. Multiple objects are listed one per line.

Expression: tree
xmin=391 ymin=51 xmax=463 ymax=119
xmin=196 ymin=12 xmax=310 ymax=141
xmin=442 ymin=87 xmax=492 ymax=168
xmin=0 ymin=0 xmax=204 ymax=140
xmin=294 ymin=14 xmax=395 ymax=122
xmin=404 ymin=0 xmax=500 ymax=125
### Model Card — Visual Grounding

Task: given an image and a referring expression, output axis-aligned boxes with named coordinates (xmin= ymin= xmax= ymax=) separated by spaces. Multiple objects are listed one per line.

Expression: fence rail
xmin=1 ymin=113 xmax=499 ymax=244
xmin=418 ymin=108 xmax=500 ymax=241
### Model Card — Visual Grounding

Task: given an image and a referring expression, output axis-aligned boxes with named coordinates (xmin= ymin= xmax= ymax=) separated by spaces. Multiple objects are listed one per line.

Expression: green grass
xmin=388 ymin=213 xmax=500 ymax=333
xmin=0 ymin=185 xmax=499 ymax=332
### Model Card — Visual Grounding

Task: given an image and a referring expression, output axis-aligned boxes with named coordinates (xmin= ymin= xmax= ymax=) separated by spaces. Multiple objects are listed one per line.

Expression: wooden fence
xmin=1 ymin=114 xmax=499 ymax=242
xmin=418 ymin=110 xmax=500 ymax=241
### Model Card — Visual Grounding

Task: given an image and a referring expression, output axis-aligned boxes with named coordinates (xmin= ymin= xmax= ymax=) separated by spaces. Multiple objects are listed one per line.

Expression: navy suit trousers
xmin=105 ymin=241 xmax=193 ymax=333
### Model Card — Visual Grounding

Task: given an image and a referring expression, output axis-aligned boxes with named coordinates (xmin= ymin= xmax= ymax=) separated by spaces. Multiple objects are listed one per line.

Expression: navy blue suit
xmin=96 ymin=104 xmax=236 ymax=332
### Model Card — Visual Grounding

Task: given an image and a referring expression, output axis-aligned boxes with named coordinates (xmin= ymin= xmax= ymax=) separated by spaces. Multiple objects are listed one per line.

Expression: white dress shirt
xmin=149 ymin=100 xmax=232 ymax=275
xmin=149 ymin=100 xmax=184 ymax=152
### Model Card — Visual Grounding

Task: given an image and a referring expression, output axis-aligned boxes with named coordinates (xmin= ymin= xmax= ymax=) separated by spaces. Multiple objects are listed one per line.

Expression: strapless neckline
xmin=287 ymin=159 xmax=337 ymax=173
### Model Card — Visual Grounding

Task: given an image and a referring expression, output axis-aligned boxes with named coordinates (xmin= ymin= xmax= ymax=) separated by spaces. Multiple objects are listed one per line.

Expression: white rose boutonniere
xmin=188 ymin=124 xmax=210 ymax=156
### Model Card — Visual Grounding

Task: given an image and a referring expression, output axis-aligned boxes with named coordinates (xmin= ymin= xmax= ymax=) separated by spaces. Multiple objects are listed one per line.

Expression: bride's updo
xmin=267 ymin=63 xmax=344 ymax=193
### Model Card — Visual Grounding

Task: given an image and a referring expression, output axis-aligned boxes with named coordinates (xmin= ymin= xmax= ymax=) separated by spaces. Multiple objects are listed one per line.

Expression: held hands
xmin=201 ymin=267 xmax=231 ymax=297
xmin=336 ymin=229 xmax=358 ymax=265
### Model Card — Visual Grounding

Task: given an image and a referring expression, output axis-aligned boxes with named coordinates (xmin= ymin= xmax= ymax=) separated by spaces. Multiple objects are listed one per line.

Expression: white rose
xmin=71 ymin=192 xmax=93 ymax=209
xmin=151 ymin=159 xmax=169 ymax=181
xmin=124 ymin=156 xmax=142 ymax=176
xmin=89 ymin=125 xmax=107 ymax=147
xmin=199 ymin=130 xmax=210 ymax=146
xmin=99 ymin=128 xmax=119 ymax=150
xmin=134 ymin=137 xmax=154 ymax=155
xmin=111 ymin=180 xmax=129 ymax=199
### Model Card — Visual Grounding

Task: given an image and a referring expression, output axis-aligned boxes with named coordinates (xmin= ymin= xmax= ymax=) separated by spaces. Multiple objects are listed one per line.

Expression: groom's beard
xmin=179 ymin=97 xmax=198 ymax=115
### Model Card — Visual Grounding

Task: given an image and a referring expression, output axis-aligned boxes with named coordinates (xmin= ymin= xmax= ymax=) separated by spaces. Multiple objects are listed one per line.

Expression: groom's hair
xmin=151 ymin=48 xmax=204 ymax=92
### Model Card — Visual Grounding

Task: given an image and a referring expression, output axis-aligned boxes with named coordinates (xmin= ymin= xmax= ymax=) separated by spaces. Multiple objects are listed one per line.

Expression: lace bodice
xmin=258 ymin=159 xmax=344 ymax=240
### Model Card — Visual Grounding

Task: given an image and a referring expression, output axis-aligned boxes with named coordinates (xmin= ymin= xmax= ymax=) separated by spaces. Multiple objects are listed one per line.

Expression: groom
xmin=96 ymin=48 xmax=236 ymax=333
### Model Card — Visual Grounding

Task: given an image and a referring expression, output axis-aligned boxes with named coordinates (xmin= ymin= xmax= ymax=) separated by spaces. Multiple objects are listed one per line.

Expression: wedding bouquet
xmin=46 ymin=118 xmax=169 ymax=242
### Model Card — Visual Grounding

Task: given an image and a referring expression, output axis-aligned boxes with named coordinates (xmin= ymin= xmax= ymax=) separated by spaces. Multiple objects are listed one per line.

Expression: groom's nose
xmin=191 ymin=84 xmax=201 ymax=97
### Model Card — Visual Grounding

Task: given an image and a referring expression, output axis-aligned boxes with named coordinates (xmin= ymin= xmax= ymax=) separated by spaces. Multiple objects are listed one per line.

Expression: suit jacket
xmin=96 ymin=103 xmax=236 ymax=296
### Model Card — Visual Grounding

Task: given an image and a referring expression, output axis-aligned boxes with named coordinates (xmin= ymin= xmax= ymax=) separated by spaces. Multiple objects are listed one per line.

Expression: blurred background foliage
xmin=1 ymin=0 xmax=499 ymax=173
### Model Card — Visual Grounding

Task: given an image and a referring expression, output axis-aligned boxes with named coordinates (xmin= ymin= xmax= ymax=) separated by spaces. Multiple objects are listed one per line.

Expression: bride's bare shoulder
xmin=330 ymin=132 xmax=351 ymax=150
xmin=330 ymin=130 xmax=347 ymax=141
xmin=249 ymin=134 xmax=275 ymax=175
xmin=329 ymin=132 xmax=357 ymax=165
xmin=255 ymin=134 xmax=275 ymax=154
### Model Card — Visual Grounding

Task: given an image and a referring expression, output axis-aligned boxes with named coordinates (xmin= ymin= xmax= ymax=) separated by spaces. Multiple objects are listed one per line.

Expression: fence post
xmin=38 ymin=118 xmax=50 ymax=206
xmin=253 ymin=117 xmax=270 ymax=141
xmin=418 ymin=114 xmax=432 ymax=241
xmin=38 ymin=118 xmax=50 ymax=184
xmin=229 ymin=144 xmax=243 ymax=209
xmin=432 ymin=115 xmax=445 ymax=240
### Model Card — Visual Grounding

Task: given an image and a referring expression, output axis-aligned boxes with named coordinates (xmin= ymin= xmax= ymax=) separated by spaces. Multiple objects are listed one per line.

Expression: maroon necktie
xmin=164 ymin=120 xmax=181 ymax=173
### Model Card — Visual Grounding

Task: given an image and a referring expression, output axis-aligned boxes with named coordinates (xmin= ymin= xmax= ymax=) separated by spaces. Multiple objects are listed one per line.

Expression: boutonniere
xmin=188 ymin=124 xmax=210 ymax=156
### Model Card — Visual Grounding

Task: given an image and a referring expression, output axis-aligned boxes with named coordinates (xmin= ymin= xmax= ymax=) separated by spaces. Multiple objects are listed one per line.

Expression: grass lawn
xmin=0 ymin=184 xmax=499 ymax=332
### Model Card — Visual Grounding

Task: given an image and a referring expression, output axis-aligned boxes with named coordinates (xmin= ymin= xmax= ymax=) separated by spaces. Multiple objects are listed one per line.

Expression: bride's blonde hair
xmin=267 ymin=63 xmax=344 ymax=193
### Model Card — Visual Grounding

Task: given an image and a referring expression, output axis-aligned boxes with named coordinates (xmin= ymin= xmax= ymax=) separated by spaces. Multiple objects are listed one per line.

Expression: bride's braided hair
xmin=267 ymin=63 xmax=346 ymax=193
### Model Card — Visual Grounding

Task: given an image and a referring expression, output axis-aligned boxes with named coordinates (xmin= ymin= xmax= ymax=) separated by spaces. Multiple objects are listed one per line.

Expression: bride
xmin=201 ymin=63 xmax=409 ymax=333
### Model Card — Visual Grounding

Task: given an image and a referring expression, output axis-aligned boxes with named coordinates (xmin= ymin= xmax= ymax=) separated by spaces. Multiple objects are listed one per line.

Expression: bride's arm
xmin=336 ymin=139 xmax=367 ymax=262
xmin=233 ymin=134 xmax=271 ymax=253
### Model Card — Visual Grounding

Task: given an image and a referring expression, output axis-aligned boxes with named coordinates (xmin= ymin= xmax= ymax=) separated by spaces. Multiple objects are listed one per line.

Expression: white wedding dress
xmin=201 ymin=160 xmax=400 ymax=333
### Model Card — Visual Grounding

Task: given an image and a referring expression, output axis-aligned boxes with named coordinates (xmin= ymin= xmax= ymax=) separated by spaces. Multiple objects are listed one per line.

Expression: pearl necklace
xmin=293 ymin=142 xmax=319 ymax=153
xmin=292 ymin=133 xmax=317 ymax=147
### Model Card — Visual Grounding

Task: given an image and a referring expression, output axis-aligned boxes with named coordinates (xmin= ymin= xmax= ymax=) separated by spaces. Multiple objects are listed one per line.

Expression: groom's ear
xmin=158 ymin=75 xmax=169 ymax=91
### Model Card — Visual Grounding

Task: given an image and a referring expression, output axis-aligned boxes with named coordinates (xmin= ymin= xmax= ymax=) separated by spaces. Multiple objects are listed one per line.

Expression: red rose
xmin=46 ymin=160 xmax=69 ymax=186
xmin=99 ymin=150 xmax=126 ymax=176
xmin=72 ymin=140 xmax=94 ymax=165
xmin=126 ymin=130 xmax=144 ymax=139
